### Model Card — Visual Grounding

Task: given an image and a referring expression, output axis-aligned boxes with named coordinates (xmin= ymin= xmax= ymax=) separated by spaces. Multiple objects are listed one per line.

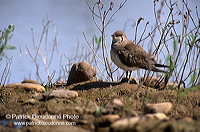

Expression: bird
xmin=110 ymin=30 xmax=168 ymax=81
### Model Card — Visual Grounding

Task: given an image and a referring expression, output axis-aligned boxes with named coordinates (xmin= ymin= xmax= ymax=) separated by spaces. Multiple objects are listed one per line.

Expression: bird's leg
xmin=126 ymin=71 xmax=129 ymax=79
xmin=128 ymin=71 xmax=132 ymax=81
xmin=122 ymin=71 xmax=129 ymax=83
xmin=122 ymin=71 xmax=132 ymax=83
xmin=124 ymin=71 xmax=133 ymax=83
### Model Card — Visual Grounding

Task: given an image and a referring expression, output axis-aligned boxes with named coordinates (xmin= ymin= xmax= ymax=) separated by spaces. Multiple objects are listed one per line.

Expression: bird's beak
xmin=111 ymin=34 xmax=116 ymax=37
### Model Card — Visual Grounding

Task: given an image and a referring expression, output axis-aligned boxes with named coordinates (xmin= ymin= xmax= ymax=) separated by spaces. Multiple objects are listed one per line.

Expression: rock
xmin=144 ymin=102 xmax=172 ymax=114
xmin=125 ymin=110 xmax=139 ymax=117
xmin=103 ymin=115 xmax=120 ymax=124
xmin=23 ymin=98 xmax=37 ymax=105
xmin=140 ymin=76 xmax=166 ymax=89
xmin=104 ymin=98 xmax=124 ymax=114
xmin=95 ymin=114 xmax=120 ymax=127
xmin=136 ymin=113 xmax=169 ymax=132
xmin=44 ymin=89 xmax=78 ymax=99
xmin=110 ymin=117 xmax=140 ymax=131
xmin=101 ymin=115 xmax=120 ymax=125
xmin=84 ymin=100 xmax=99 ymax=114
xmin=82 ymin=114 xmax=95 ymax=124
xmin=143 ymin=113 xmax=169 ymax=121
xmin=7 ymin=83 xmax=45 ymax=92
xmin=21 ymin=79 xmax=41 ymax=85
xmin=67 ymin=62 xmax=96 ymax=85
xmin=111 ymin=98 xmax=124 ymax=107
xmin=104 ymin=98 xmax=124 ymax=113
xmin=110 ymin=114 xmax=168 ymax=132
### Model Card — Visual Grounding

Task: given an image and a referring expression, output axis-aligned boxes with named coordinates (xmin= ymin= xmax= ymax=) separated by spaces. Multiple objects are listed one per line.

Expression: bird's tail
xmin=154 ymin=63 xmax=169 ymax=68
xmin=150 ymin=66 xmax=168 ymax=73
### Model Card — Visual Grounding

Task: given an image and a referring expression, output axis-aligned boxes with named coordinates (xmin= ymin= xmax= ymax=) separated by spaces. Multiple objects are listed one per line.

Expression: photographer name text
xmin=5 ymin=114 xmax=79 ymax=120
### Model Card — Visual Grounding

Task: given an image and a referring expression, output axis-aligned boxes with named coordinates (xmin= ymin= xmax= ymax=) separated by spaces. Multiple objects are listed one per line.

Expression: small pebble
xmin=110 ymin=117 xmax=140 ymax=131
xmin=44 ymin=89 xmax=78 ymax=98
xmin=7 ymin=83 xmax=45 ymax=92
xmin=111 ymin=98 xmax=124 ymax=107
xmin=143 ymin=113 xmax=169 ymax=120
xmin=21 ymin=79 xmax=40 ymax=85
xmin=144 ymin=102 xmax=172 ymax=114
xmin=24 ymin=98 xmax=36 ymax=105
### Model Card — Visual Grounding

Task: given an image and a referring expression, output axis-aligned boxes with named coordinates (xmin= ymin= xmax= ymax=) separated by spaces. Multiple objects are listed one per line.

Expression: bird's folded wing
xmin=115 ymin=43 xmax=150 ymax=69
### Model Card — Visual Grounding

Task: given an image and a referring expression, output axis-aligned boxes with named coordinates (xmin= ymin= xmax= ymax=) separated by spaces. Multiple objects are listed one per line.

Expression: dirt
xmin=0 ymin=80 xmax=199 ymax=132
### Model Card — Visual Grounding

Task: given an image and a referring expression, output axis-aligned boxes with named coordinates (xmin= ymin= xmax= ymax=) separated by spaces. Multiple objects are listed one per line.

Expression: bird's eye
xmin=120 ymin=36 xmax=124 ymax=41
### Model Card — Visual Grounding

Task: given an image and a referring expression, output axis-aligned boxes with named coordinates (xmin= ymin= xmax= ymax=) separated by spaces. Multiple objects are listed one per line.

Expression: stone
xmin=144 ymin=102 xmax=172 ymax=114
xmin=111 ymin=98 xmax=124 ymax=107
xmin=142 ymin=113 xmax=169 ymax=120
xmin=21 ymin=79 xmax=41 ymax=85
xmin=95 ymin=114 xmax=120 ymax=127
xmin=136 ymin=113 xmax=169 ymax=132
xmin=82 ymin=114 xmax=95 ymax=124
xmin=24 ymin=98 xmax=37 ymax=105
xmin=44 ymin=89 xmax=78 ymax=99
xmin=67 ymin=62 xmax=96 ymax=85
xmin=127 ymin=110 xmax=139 ymax=117
xmin=104 ymin=98 xmax=124 ymax=113
xmin=101 ymin=114 xmax=120 ymax=124
xmin=140 ymin=76 xmax=166 ymax=89
xmin=7 ymin=83 xmax=45 ymax=92
xmin=110 ymin=117 xmax=140 ymax=131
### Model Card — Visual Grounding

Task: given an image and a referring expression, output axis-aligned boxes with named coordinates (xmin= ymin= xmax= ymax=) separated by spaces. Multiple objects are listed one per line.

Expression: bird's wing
xmin=112 ymin=41 xmax=167 ymax=73
xmin=114 ymin=41 xmax=150 ymax=69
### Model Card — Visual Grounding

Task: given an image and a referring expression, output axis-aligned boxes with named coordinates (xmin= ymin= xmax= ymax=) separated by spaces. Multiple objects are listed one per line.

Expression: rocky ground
xmin=0 ymin=79 xmax=199 ymax=132
xmin=0 ymin=62 xmax=199 ymax=132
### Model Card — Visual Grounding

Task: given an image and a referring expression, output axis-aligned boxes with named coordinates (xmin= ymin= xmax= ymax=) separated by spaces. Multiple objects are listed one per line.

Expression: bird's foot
xmin=120 ymin=77 xmax=139 ymax=84
xmin=120 ymin=77 xmax=129 ymax=83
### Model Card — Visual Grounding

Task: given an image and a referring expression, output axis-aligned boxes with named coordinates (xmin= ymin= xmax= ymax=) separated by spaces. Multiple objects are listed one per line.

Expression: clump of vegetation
xmin=0 ymin=24 xmax=15 ymax=85
xmin=0 ymin=24 xmax=15 ymax=61
xmin=150 ymin=0 xmax=200 ymax=88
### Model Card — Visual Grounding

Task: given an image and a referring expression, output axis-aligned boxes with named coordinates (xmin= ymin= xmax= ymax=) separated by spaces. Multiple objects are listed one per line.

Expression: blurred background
xmin=0 ymin=0 xmax=199 ymax=84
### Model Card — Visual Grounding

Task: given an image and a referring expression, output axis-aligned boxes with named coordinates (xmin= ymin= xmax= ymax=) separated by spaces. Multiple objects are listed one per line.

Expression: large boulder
xmin=67 ymin=62 xmax=96 ymax=85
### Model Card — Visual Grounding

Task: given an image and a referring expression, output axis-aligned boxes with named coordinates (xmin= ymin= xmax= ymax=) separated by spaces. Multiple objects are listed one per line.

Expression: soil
xmin=0 ymin=80 xmax=199 ymax=132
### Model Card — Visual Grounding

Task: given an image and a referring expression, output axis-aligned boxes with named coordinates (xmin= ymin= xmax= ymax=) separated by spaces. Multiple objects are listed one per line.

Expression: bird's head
xmin=111 ymin=30 xmax=127 ymax=43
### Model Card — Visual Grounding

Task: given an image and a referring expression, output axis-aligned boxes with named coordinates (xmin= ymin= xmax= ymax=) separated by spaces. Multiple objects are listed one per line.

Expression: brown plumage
xmin=110 ymin=30 xmax=168 ymax=79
